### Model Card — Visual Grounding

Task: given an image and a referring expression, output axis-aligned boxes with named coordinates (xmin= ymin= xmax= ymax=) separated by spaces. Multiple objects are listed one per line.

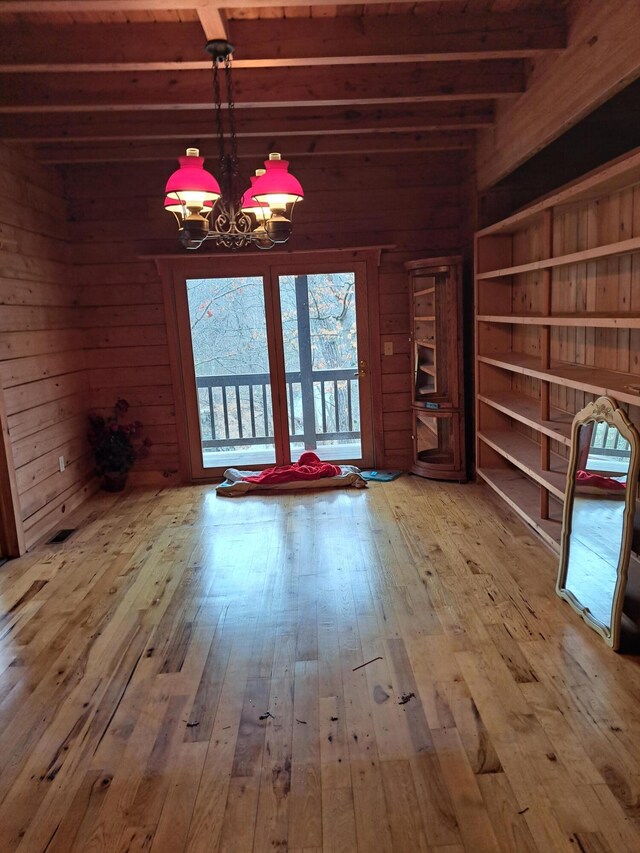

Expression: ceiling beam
xmin=35 ymin=131 xmax=475 ymax=163
xmin=0 ymin=13 xmax=566 ymax=72
xmin=0 ymin=0 xmax=460 ymax=9
xmin=0 ymin=61 xmax=525 ymax=113
xmin=0 ymin=103 xmax=494 ymax=143
xmin=197 ymin=6 xmax=227 ymax=40
xmin=476 ymin=0 xmax=640 ymax=189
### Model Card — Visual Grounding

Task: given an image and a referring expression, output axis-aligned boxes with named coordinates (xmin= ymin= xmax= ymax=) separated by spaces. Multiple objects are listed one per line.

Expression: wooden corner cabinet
xmin=406 ymin=256 xmax=466 ymax=481
xmin=474 ymin=148 xmax=640 ymax=553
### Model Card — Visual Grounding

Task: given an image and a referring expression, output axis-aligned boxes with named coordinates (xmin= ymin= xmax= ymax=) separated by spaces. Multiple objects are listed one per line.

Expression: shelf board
xmin=417 ymin=449 xmax=452 ymax=464
xmin=414 ymin=287 xmax=435 ymax=297
xmin=415 ymin=339 xmax=436 ymax=348
xmin=416 ymin=410 xmax=438 ymax=432
xmin=478 ymin=391 xmax=573 ymax=446
xmin=415 ymin=315 xmax=435 ymax=321
xmin=477 ymin=351 xmax=640 ymax=407
xmin=476 ymin=235 xmax=640 ymax=280
xmin=477 ymin=313 xmax=640 ymax=328
xmin=477 ymin=428 xmax=567 ymax=500
xmin=419 ymin=364 xmax=437 ymax=377
xmin=477 ymin=468 xmax=561 ymax=552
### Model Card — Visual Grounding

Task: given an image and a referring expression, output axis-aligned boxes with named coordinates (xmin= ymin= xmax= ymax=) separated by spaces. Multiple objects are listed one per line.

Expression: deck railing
xmin=196 ymin=368 xmax=360 ymax=449
xmin=590 ymin=422 xmax=631 ymax=459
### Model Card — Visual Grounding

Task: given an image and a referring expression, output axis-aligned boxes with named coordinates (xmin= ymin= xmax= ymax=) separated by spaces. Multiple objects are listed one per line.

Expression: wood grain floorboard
xmin=0 ymin=479 xmax=639 ymax=851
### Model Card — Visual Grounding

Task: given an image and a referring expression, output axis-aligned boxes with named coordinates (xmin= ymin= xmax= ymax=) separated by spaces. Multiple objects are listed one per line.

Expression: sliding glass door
xmin=185 ymin=275 xmax=277 ymax=469
xmin=278 ymin=271 xmax=363 ymax=462
xmin=172 ymin=257 xmax=373 ymax=478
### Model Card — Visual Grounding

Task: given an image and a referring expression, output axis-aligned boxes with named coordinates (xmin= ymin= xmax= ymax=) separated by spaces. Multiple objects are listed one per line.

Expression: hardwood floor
xmin=1 ymin=477 xmax=640 ymax=852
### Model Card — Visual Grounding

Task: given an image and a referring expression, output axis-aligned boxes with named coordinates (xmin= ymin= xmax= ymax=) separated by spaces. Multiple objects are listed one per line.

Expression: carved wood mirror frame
xmin=556 ymin=396 xmax=640 ymax=650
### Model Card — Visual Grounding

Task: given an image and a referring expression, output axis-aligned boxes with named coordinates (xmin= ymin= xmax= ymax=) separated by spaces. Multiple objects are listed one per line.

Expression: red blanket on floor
xmin=576 ymin=470 xmax=626 ymax=490
xmin=243 ymin=451 xmax=341 ymax=484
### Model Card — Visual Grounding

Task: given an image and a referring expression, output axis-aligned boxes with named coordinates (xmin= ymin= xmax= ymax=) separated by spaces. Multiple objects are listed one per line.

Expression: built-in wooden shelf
xmin=415 ymin=315 xmax=435 ymax=321
xmin=477 ymin=235 xmax=640 ymax=280
xmin=475 ymin=148 xmax=640 ymax=240
xmin=474 ymin=148 xmax=640 ymax=553
xmin=477 ymin=352 xmax=640 ymax=407
xmin=415 ymin=339 xmax=436 ymax=348
xmin=477 ymin=391 xmax=573 ymax=446
xmin=414 ymin=287 xmax=435 ymax=297
xmin=477 ymin=313 xmax=640 ymax=328
xmin=478 ymin=429 xmax=567 ymax=500
xmin=477 ymin=468 xmax=562 ymax=551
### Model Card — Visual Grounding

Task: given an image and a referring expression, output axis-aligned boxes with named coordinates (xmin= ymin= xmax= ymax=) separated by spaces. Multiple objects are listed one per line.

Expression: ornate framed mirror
xmin=556 ymin=396 xmax=640 ymax=650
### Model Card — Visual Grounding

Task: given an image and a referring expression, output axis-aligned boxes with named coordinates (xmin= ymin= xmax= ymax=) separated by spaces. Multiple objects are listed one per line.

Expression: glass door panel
xmin=185 ymin=276 xmax=276 ymax=469
xmin=413 ymin=273 xmax=437 ymax=399
xmin=415 ymin=411 xmax=456 ymax=467
xmin=278 ymin=272 xmax=362 ymax=462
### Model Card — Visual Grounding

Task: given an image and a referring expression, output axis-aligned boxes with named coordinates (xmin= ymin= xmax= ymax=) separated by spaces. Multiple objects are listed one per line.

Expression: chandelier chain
xmin=212 ymin=58 xmax=226 ymax=170
xmin=225 ymin=55 xmax=239 ymax=166
xmin=225 ymin=54 xmax=242 ymax=211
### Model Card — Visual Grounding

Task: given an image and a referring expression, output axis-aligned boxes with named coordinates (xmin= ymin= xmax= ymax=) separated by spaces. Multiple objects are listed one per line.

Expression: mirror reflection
xmin=557 ymin=397 xmax=640 ymax=649
xmin=564 ymin=422 xmax=630 ymax=630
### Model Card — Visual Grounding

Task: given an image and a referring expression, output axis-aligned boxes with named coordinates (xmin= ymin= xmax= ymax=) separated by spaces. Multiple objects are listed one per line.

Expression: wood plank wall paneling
xmin=63 ymin=151 xmax=467 ymax=474
xmin=0 ymin=141 xmax=95 ymax=550
xmin=78 ymin=257 xmax=178 ymax=485
xmin=547 ymin=184 xmax=640 ymax=425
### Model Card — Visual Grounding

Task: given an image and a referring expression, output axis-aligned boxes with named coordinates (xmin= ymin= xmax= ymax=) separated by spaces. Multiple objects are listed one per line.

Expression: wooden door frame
xmin=0 ymin=383 xmax=26 ymax=557
xmin=156 ymin=248 xmax=383 ymax=481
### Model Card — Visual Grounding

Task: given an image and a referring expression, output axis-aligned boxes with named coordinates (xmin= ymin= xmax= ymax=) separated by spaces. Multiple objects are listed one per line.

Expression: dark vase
xmin=102 ymin=471 xmax=128 ymax=492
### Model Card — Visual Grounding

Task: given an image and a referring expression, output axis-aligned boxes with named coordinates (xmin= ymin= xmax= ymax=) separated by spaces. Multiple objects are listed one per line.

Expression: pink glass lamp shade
xmin=164 ymin=196 xmax=213 ymax=215
xmin=252 ymin=153 xmax=303 ymax=210
xmin=241 ymin=171 xmax=271 ymax=219
xmin=165 ymin=147 xmax=221 ymax=208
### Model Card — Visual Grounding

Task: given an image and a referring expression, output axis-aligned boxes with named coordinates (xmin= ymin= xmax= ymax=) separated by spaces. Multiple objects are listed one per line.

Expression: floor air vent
xmin=48 ymin=528 xmax=76 ymax=544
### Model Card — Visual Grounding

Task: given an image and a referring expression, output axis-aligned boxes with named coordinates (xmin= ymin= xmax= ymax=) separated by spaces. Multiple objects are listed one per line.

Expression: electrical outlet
xmin=383 ymin=341 xmax=394 ymax=356
xmin=58 ymin=455 xmax=65 ymax=472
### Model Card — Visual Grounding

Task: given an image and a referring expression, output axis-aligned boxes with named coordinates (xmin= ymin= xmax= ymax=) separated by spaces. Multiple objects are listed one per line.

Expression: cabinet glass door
xmin=413 ymin=273 xmax=437 ymax=399
xmin=415 ymin=411 xmax=458 ymax=468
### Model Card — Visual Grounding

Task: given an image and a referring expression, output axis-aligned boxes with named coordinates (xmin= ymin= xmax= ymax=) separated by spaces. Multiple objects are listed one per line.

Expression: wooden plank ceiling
xmin=0 ymin=0 xmax=570 ymax=168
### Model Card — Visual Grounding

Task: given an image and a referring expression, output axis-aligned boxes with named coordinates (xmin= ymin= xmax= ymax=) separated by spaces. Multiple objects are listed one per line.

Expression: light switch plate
xmin=383 ymin=341 xmax=394 ymax=356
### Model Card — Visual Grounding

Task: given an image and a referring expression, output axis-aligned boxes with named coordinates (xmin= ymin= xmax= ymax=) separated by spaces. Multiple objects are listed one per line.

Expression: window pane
xmin=186 ymin=276 xmax=276 ymax=468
